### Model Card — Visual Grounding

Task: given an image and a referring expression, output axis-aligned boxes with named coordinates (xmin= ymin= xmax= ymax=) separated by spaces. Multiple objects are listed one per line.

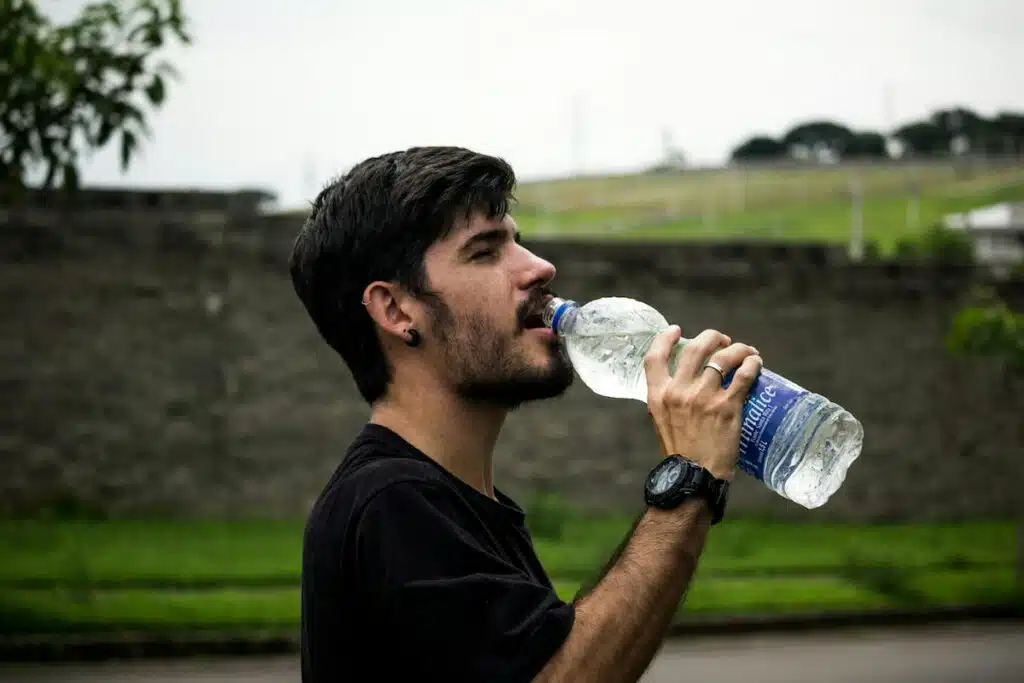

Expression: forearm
xmin=534 ymin=499 xmax=713 ymax=683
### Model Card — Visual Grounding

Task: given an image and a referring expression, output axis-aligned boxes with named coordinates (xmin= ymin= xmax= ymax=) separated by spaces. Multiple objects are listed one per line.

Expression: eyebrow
xmin=458 ymin=227 xmax=521 ymax=254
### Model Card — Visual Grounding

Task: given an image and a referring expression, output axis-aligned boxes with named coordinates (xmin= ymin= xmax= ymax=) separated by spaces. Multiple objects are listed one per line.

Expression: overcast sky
xmin=42 ymin=0 xmax=1024 ymax=209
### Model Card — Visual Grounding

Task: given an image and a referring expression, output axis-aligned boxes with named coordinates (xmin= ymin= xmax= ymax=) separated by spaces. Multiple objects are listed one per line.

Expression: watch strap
xmin=645 ymin=455 xmax=729 ymax=524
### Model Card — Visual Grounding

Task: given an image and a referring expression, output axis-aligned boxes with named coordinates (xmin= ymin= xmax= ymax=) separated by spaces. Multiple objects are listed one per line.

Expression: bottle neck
xmin=542 ymin=297 xmax=578 ymax=335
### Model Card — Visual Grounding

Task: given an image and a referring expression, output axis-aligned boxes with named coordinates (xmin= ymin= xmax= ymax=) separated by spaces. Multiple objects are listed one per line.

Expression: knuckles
xmin=734 ymin=356 xmax=764 ymax=382
xmin=735 ymin=365 xmax=759 ymax=382
xmin=685 ymin=329 xmax=730 ymax=357
xmin=738 ymin=343 xmax=759 ymax=357
xmin=660 ymin=386 xmax=736 ymax=417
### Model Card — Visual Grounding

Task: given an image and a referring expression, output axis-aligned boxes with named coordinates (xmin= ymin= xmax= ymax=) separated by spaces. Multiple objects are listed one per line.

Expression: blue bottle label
xmin=725 ymin=368 xmax=808 ymax=481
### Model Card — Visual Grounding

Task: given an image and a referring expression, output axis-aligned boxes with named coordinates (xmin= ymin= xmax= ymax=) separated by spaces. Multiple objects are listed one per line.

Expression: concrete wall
xmin=2 ymin=198 xmax=1022 ymax=521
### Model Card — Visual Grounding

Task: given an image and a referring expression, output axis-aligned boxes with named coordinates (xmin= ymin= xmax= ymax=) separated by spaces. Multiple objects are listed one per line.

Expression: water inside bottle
xmin=766 ymin=398 xmax=863 ymax=508
xmin=564 ymin=333 xmax=689 ymax=403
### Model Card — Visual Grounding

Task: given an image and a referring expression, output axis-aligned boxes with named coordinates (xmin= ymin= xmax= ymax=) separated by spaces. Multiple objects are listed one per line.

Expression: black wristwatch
xmin=644 ymin=455 xmax=729 ymax=525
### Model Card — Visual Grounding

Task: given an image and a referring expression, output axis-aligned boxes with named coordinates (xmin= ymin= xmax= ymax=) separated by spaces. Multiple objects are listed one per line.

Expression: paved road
xmin=1 ymin=623 xmax=1021 ymax=683
xmin=643 ymin=622 xmax=1023 ymax=683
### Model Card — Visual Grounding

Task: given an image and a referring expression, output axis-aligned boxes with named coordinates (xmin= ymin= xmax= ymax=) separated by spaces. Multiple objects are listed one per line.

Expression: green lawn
xmin=0 ymin=588 xmax=301 ymax=634
xmin=534 ymin=518 xmax=1015 ymax=582
xmin=1 ymin=568 xmax=1015 ymax=636
xmin=0 ymin=519 xmax=1018 ymax=636
xmin=0 ymin=520 xmax=304 ymax=587
xmin=6 ymin=569 xmax=1015 ymax=635
xmin=513 ymin=167 xmax=1024 ymax=252
xmin=1 ymin=519 xmax=1014 ymax=587
xmin=514 ymin=162 xmax=1019 ymax=214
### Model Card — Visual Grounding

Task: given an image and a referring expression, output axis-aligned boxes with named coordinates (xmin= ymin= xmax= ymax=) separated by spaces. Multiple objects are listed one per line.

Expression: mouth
xmin=522 ymin=311 xmax=546 ymax=330
xmin=520 ymin=294 xmax=554 ymax=331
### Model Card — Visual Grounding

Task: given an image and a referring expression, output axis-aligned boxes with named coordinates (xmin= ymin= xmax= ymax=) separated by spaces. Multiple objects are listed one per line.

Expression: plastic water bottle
xmin=542 ymin=296 xmax=863 ymax=509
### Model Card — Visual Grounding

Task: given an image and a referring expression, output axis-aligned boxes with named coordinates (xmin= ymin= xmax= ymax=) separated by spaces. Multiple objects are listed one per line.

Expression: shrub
xmin=525 ymin=490 xmax=573 ymax=541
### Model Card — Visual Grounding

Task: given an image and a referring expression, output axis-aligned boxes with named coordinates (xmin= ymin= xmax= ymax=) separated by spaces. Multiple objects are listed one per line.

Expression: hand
xmin=644 ymin=326 xmax=763 ymax=481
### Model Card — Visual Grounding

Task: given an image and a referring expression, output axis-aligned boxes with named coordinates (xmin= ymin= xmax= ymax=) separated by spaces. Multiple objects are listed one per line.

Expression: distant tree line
xmin=729 ymin=107 xmax=1024 ymax=164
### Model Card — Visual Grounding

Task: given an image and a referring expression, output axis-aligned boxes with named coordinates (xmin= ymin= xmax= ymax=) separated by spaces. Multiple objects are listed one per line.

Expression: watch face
xmin=651 ymin=460 xmax=682 ymax=495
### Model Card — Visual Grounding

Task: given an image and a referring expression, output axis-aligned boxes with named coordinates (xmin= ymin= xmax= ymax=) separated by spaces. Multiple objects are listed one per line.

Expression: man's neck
xmin=369 ymin=382 xmax=506 ymax=500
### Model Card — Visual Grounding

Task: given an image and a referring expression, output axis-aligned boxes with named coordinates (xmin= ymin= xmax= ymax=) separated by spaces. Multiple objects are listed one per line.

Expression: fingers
xmin=643 ymin=325 xmax=683 ymax=392
xmin=698 ymin=342 xmax=760 ymax=391
xmin=674 ymin=328 xmax=731 ymax=380
xmin=724 ymin=353 xmax=764 ymax=401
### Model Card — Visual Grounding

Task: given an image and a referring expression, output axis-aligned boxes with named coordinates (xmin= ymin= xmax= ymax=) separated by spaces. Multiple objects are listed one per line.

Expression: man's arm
xmin=535 ymin=500 xmax=711 ymax=683
xmin=535 ymin=326 xmax=763 ymax=683
xmin=572 ymin=415 xmax=674 ymax=603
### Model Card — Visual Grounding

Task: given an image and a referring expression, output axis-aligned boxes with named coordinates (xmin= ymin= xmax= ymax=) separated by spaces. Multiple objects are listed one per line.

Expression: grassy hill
xmin=512 ymin=159 xmax=1024 ymax=251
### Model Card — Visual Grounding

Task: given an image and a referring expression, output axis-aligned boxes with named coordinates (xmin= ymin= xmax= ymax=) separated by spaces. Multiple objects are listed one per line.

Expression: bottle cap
xmin=542 ymin=297 xmax=576 ymax=334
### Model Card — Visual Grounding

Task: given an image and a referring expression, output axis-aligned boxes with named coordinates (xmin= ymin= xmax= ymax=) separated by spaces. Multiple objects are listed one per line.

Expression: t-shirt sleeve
xmin=354 ymin=479 xmax=575 ymax=683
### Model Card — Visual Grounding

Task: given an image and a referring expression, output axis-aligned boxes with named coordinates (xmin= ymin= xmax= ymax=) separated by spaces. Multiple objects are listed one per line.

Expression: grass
xmin=1 ymin=519 xmax=1015 ymax=587
xmin=515 ymin=160 xmax=1024 ymax=214
xmin=511 ymin=162 xmax=1024 ymax=251
xmin=0 ymin=518 xmax=1018 ymax=636
xmin=0 ymin=520 xmax=304 ymax=587
xmin=533 ymin=518 xmax=1015 ymax=581
xmin=0 ymin=570 xmax=1015 ymax=636
xmin=0 ymin=579 xmax=898 ymax=635
xmin=0 ymin=588 xmax=300 ymax=635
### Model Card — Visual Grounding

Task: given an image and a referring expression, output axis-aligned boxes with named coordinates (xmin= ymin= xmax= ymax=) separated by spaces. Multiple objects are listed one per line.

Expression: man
xmin=289 ymin=146 xmax=762 ymax=682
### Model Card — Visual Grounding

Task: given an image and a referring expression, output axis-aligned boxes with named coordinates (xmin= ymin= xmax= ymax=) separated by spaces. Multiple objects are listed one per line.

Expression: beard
xmin=423 ymin=292 xmax=574 ymax=409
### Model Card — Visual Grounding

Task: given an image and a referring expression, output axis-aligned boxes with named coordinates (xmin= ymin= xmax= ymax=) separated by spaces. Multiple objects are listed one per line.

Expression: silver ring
xmin=702 ymin=360 xmax=726 ymax=380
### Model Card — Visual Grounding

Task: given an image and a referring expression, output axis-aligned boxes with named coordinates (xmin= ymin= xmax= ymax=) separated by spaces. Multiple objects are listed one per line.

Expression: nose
xmin=521 ymin=246 xmax=556 ymax=290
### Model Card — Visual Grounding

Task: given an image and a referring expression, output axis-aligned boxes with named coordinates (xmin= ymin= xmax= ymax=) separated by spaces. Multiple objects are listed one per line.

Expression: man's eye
xmin=471 ymin=249 xmax=496 ymax=261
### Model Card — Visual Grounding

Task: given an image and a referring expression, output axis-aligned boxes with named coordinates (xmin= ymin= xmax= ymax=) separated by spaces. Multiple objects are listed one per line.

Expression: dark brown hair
xmin=289 ymin=146 xmax=516 ymax=403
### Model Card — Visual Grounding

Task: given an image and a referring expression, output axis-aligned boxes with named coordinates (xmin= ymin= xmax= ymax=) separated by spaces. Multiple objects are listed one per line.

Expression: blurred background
xmin=1 ymin=0 xmax=1022 ymax=681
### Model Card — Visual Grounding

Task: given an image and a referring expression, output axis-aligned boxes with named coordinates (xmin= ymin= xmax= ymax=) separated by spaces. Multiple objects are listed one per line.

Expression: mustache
xmin=517 ymin=286 xmax=557 ymax=328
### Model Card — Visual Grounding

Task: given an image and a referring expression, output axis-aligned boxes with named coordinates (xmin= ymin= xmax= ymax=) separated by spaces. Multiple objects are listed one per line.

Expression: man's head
xmin=289 ymin=146 xmax=573 ymax=409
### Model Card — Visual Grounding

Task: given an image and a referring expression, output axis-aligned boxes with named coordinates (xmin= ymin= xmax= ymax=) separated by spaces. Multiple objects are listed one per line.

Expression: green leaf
xmin=119 ymin=129 xmax=137 ymax=170
xmin=144 ymin=74 xmax=165 ymax=106
xmin=145 ymin=26 xmax=164 ymax=48
xmin=947 ymin=299 xmax=1024 ymax=374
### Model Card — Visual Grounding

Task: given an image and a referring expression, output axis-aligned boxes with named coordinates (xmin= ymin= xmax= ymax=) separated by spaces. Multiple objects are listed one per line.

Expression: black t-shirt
xmin=300 ymin=423 xmax=575 ymax=682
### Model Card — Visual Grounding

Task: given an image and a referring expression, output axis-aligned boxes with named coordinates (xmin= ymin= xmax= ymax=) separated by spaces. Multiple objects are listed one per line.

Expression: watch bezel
xmin=644 ymin=455 xmax=729 ymax=524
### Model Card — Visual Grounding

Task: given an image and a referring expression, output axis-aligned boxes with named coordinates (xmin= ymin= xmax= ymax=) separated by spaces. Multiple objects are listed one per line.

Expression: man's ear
xmin=362 ymin=281 xmax=415 ymax=344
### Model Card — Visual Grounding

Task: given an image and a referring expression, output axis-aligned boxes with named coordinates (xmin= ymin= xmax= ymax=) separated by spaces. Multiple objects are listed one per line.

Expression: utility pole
xmin=849 ymin=173 xmax=865 ymax=261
